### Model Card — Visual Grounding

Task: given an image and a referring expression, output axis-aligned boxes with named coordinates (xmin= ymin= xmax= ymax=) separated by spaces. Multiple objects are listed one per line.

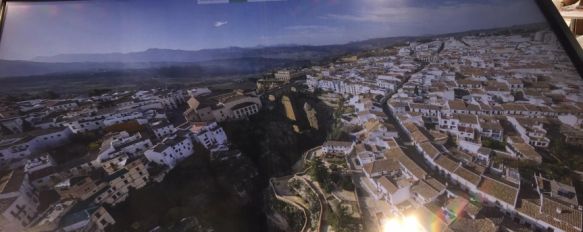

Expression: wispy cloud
xmin=213 ymin=21 xmax=228 ymax=28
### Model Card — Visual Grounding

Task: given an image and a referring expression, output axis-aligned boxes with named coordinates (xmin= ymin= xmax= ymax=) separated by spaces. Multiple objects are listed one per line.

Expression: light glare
xmin=382 ymin=215 xmax=423 ymax=232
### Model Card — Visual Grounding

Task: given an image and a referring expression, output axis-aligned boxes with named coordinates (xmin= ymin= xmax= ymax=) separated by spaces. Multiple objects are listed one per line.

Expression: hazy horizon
xmin=0 ymin=0 xmax=546 ymax=61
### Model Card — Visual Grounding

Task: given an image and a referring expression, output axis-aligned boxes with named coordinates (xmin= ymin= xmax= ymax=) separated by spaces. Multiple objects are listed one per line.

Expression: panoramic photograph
xmin=1 ymin=0 xmax=583 ymax=231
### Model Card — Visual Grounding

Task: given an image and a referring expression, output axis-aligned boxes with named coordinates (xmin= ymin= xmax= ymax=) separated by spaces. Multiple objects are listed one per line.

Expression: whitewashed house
xmin=150 ymin=120 xmax=177 ymax=140
xmin=0 ymin=127 xmax=72 ymax=169
xmin=144 ymin=135 xmax=194 ymax=169
xmin=321 ymin=141 xmax=355 ymax=155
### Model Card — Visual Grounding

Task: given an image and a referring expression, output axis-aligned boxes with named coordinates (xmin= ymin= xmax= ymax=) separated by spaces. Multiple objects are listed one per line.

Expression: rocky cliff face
xmin=107 ymin=90 xmax=332 ymax=232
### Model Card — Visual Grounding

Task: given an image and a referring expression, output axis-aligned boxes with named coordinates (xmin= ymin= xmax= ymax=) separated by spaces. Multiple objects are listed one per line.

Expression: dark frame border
xmin=0 ymin=0 xmax=5 ymax=47
xmin=0 ymin=0 xmax=581 ymax=77
xmin=535 ymin=0 xmax=583 ymax=76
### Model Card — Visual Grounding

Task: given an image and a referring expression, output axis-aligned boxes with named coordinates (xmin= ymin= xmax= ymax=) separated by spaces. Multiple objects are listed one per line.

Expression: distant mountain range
xmin=0 ymin=23 xmax=547 ymax=78
xmin=0 ymin=43 xmax=371 ymax=78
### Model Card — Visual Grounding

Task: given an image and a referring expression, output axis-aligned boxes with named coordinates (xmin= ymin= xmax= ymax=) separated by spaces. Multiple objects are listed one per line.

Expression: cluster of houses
xmin=308 ymin=29 xmax=583 ymax=232
xmin=0 ymin=87 xmax=258 ymax=231
xmin=390 ymin=30 xmax=583 ymax=232
xmin=306 ymin=56 xmax=419 ymax=96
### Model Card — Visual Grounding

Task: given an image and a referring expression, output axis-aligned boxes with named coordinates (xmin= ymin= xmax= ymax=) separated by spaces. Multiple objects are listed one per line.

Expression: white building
xmin=188 ymin=88 xmax=212 ymax=97
xmin=95 ymin=157 xmax=150 ymax=206
xmin=103 ymin=111 xmax=145 ymax=127
xmin=144 ymin=135 xmax=194 ymax=169
xmin=181 ymin=122 xmax=228 ymax=151
xmin=185 ymin=90 xmax=262 ymax=122
xmin=46 ymin=100 xmax=79 ymax=112
xmin=377 ymin=176 xmax=411 ymax=206
xmin=24 ymin=154 xmax=56 ymax=173
xmin=275 ymin=70 xmax=301 ymax=82
xmin=321 ymin=141 xmax=355 ymax=155
xmin=97 ymin=131 xmax=153 ymax=163
xmin=64 ymin=116 xmax=107 ymax=134
xmin=507 ymin=116 xmax=550 ymax=148
xmin=116 ymin=100 xmax=164 ymax=112
xmin=0 ymin=127 xmax=72 ymax=169
xmin=150 ymin=120 xmax=177 ymax=140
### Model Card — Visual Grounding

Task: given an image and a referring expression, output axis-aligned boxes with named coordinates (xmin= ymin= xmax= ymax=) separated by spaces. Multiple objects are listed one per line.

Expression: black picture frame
xmin=535 ymin=0 xmax=583 ymax=77
xmin=0 ymin=0 xmax=581 ymax=78
xmin=0 ymin=0 xmax=6 ymax=46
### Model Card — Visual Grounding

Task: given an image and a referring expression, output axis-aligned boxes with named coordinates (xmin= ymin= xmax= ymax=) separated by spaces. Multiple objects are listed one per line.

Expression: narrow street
xmin=378 ymin=63 xmax=452 ymax=184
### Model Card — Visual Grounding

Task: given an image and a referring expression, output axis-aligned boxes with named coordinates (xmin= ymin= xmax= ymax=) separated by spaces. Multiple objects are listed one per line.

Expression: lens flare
xmin=382 ymin=215 xmax=423 ymax=232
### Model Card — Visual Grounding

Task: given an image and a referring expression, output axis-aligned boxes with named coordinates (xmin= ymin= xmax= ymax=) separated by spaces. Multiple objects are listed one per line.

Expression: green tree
xmin=308 ymin=158 xmax=335 ymax=192
xmin=445 ymin=134 xmax=457 ymax=148
xmin=340 ymin=176 xmax=355 ymax=191
xmin=482 ymin=137 xmax=506 ymax=151
xmin=551 ymin=138 xmax=566 ymax=156
xmin=327 ymin=206 xmax=356 ymax=232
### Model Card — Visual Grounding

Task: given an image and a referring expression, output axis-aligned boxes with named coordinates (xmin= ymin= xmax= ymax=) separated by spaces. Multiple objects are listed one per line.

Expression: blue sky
xmin=0 ymin=0 xmax=545 ymax=60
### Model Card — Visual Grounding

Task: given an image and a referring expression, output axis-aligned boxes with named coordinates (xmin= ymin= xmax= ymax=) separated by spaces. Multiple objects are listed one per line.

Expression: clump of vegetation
xmin=444 ymin=134 xmax=457 ymax=148
xmin=492 ymin=155 xmax=571 ymax=184
xmin=307 ymin=159 xmax=354 ymax=193
xmin=340 ymin=176 xmax=355 ymax=191
xmin=328 ymin=96 xmax=352 ymax=141
xmin=104 ymin=120 xmax=146 ymax=134
xmin=308 ymin=158 xmax=334 ymax=192
xmin=482 ymin=137 xmax=506 ymax=151
xmin=326 ymin=205 xmax=360 ymax=232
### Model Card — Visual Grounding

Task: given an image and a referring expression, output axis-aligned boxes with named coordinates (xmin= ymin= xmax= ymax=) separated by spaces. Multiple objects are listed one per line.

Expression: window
xmin=100 ymin=218 xmax=109 ymax=226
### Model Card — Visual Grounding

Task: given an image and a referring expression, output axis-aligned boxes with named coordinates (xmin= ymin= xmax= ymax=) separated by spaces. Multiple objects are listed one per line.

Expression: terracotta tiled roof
xmin=541 ymin=196 xmax=582 ymax=232
xmin=453 ymin=166 xmax=481 ymax=186
xmin=435 ymin=155 xmax=460 ymax=173
xmin=517 ymin=197 xmax=583 ymax=232
xmin=511 ymin=143 xmax=542 ymax=162
xmin=363 ymin=158 xmax=400 ymax=176
xmin=478 ymin=176 xmax=518 ymax=206
xmin=448 ymin=100 xmax=467 ymax=111
xmin=404 ymin=122 xmax=419 ymax=133
xmin=411 ymin=131 xmax=429 ymax=144
xmin=378 ymin=176 xmax=398 ymax=194
xmin=412 ymin=179 xmax=440 ymax=200
xmin=420 ymin=142 xmax=440 ymax=160
xmin=454 ymin=114 xmax=478 ymax=124
xmin=449 ymin=214 xmax=498 ymax=232
xmin=425 ymin=176 xmax=446 ymax=192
